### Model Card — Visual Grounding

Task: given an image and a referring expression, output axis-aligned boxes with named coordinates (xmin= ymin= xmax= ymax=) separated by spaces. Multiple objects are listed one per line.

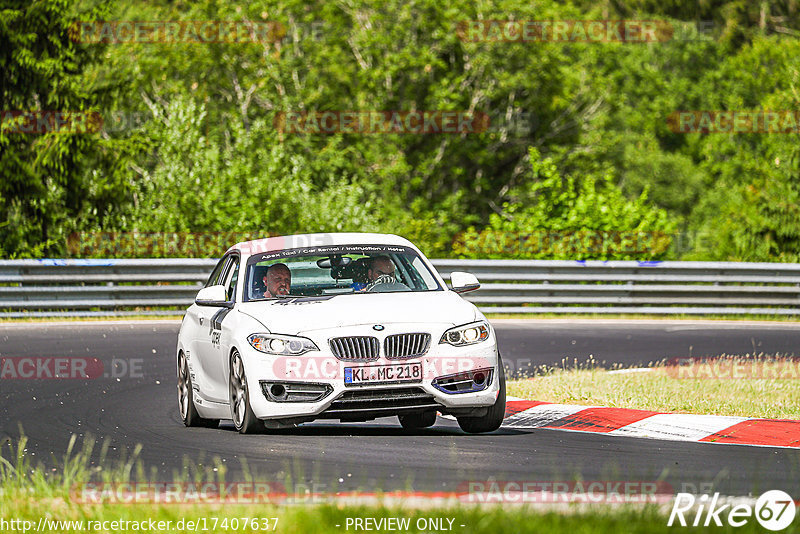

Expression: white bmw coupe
xmin=176 ymin=233 xmax=505 ymax=434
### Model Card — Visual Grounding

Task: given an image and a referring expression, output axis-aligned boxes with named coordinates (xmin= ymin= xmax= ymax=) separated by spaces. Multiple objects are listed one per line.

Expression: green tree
xmin=456 ymin=148 xmax=676 ymax=259
xmin=678 ymin=35 xmax=800 ymax=261
xmin=0 ymin=0 xmax=135 ymax=257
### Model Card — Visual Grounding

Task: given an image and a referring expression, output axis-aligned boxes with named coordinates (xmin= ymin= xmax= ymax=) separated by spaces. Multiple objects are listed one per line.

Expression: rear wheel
xmin=457 ymin=355 xmax=506 ymax=434
xmin=177 ymin=351 xmax=219 ymax=428
xmin=398 ymin=410 xmax=437 ymax=430
xmin=229 ymin=350 xmax=264 ymax=434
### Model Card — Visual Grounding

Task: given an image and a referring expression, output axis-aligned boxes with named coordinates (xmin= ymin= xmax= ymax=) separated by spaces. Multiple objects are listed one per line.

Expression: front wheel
xmin=177 ymin=351 xmax=219 ymax=428
xmin=229 ymin=350 xmax=264 ymax=434
xmin=457 ymin=355 xmax=506 ymax=434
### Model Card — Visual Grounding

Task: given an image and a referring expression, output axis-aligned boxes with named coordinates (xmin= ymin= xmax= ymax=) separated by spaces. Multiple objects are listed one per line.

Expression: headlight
xmin=439 ymin=321 xmax=490 ymax=346
xmin=248 ymin=333 xmax=319 ymax=355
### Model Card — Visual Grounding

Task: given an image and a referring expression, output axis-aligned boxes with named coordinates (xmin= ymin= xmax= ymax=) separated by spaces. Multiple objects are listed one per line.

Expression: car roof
xmin=226 ymin=233 xmax=418 ymax=256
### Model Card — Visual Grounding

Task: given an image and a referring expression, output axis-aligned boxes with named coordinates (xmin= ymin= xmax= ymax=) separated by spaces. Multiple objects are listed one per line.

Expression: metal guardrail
xmin=1 ymin=259 xmax=799 ymax=317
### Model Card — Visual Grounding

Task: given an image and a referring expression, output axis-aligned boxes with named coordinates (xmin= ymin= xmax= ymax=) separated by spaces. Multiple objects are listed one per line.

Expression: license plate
xmin=344 ymin=363 xmax=422 ymax=386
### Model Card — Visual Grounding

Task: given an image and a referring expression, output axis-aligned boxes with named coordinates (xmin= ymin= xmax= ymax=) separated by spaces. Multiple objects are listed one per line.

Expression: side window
xmin=222 ymin=256 xmax=240 ymax=301
xmin=205 ymin=257 xmax=227 ymax=288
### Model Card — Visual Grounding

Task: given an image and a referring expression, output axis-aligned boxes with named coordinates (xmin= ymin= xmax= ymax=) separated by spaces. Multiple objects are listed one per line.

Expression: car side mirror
xmin=195 ymin=285 xmax=232 ymax=307
xmin=449 ymin=272 xmax=480 ymax=294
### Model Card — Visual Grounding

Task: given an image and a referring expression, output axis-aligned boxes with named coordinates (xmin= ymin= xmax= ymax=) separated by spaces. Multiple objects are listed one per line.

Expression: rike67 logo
xmin=669 ymin=490 xmax=796 ymax=531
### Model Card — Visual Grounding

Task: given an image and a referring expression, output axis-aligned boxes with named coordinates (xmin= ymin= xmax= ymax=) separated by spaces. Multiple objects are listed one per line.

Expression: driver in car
xmin=367 ymin=256 xmax=395 ymax=284
xmin=263 ymin=263 xmax=291 ymax=298
xmin=364 ymin=256 xmax=410 ymax=292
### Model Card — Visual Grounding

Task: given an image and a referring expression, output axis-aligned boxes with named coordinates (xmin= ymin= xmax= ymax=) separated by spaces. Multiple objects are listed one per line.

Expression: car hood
xmin=236 ymin=290 xmax=478 ymax=335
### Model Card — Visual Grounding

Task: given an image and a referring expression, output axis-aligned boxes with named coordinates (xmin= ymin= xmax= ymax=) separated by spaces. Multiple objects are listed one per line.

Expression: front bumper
xmin=239 ymin=325 xmax=500 ymax=422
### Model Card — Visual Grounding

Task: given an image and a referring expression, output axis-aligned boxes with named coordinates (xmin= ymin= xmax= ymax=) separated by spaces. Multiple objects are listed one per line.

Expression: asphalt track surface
xmin=1 ymin=320 xmax=799 ymax=498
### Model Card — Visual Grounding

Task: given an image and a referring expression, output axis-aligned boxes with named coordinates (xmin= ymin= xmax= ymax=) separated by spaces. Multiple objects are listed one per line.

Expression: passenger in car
xmin=263 ymin=263 xmax=291 ymax=298
xmin=349 ymin=257 xmax=371 ymax=292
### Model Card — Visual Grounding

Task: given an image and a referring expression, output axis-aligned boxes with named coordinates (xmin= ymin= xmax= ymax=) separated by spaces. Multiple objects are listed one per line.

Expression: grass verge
xmin=508 ymin=358 xmax=800 ymax=419
xmin=0 ymin=435 xmax=697 ymax=534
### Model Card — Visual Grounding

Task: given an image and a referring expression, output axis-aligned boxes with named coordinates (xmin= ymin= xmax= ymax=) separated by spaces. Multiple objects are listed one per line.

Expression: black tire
xmin=398 ymin=410 xmax=437 ymax=430
xmin=177 ymin=351 xmax=219 ymax=428
xmin=229 ymin=349 xmax=264 ymax=434
xmin=457 ymin=355 xmax=506 ymax=434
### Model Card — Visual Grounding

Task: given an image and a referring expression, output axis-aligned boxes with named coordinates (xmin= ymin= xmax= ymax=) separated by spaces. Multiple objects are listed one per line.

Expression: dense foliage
xmin=2 ymin=0 xmax=800 ymax=260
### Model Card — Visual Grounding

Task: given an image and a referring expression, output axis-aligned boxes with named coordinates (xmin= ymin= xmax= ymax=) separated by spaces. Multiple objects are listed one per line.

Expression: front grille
xmin=319 ymin=387 xmax=442 ymax=419
xmin=329 ymin=336 xmax=379 ymax=361
xmin=384 ymin=333 xmax=431 ymax=359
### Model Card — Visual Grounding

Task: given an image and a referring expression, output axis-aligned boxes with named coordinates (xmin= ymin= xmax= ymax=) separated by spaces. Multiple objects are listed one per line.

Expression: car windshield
xmin=243 ymin=244 xmax=442 ymax=301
